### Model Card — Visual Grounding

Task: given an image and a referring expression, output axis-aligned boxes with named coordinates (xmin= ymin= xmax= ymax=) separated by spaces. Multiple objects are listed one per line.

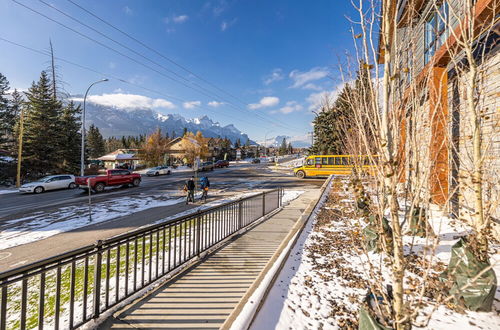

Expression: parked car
xmin=199 ymin=161 xmax=214 ymax=171
xmin=19 ymin=175 xmax=77 ymax=194
xmin=214 ymin=160 xmax=229 ymax=168
xmin=75 ymin=169 xmax=141 ymax=193
xmin=252 ymin=158 xmax=261 ymax=164
xmin=146 ymin=166 xmax=171 ymax=176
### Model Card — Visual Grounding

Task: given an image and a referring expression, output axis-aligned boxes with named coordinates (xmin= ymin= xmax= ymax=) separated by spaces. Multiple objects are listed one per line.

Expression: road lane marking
xmin=0 ymin=252 xmax=12 ymax=261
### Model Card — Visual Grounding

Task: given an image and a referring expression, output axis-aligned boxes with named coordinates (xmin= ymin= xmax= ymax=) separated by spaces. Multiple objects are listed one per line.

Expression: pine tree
xmin=0 ymin=73 xmax=15 ymax=148
xmin=311 ymin=84 xmax=354 ymax=155
xmin=23 ymin=71 xmax=63 ymax=177
xmin=59 ymin=101 xmax=81 ymax=173
xmin=235 ymin=138 xmax=241 ymax=149
xmin=105 ymin=137 xmax=122 ymax=153
xmin=288 ymin=142 xmax=293 ymax=154
xmin=86 ymin=124 xmax=106 ymax=158
xmin=279 ymin=138 xmax=287 ymax=155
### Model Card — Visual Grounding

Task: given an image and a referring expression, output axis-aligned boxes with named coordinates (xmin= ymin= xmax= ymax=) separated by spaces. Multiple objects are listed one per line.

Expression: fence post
xmin=238 ymin=199 xmax=243 ymax=229
xmin=93 ymin=240 xmax=103 ymax=319
xmin=279 ymin=187 xmax=283 ymax=207
xmin=196 ymin=212 xmax=202 ymax=257
xmin=262 ymin=192 xmax=266 ymax=217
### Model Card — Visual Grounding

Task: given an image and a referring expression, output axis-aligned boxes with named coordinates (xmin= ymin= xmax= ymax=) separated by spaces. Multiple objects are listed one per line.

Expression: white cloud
xmin=172 ymin=15 xmax=189 ymax=23
xmin=263 ymin=68 xmax=284 ymax=85
xmin=289 ymin=67 xmax=329 ymax=88
xmin=272 ymin=101 xmax=303 ymax=114
xmin=183 ymin=101 xmax=201 ymax=109
xmin=303 ymin=83 xmax=323 ymax=91
xmin=71 ymin=93 xmax=176 ymax=111
xmin=123 ymin=6 xmax=133 ymax=15
xmin=208 ymin=101 xmax=224 ymax=107
xmin=221 ymin=18 xmax=237 ymax=31
xmin=306 ymin=82 xmax=345 ymax=111
xmin=248 ymin=96 xmax=280 ymax=110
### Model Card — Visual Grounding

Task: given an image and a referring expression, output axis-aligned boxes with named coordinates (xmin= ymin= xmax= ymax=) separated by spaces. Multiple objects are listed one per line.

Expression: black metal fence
xmin=0 ymin=188 xmax=283 ymax=330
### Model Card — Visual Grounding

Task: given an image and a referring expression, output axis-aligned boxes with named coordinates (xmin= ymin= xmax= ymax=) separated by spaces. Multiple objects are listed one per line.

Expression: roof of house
xmin=97 ymin=153 xmax=139 ymax=161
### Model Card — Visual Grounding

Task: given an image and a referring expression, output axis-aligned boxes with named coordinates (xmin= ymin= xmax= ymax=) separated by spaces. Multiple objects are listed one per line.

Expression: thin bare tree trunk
xmin=380 ymin=1 xmax=406 ymax=328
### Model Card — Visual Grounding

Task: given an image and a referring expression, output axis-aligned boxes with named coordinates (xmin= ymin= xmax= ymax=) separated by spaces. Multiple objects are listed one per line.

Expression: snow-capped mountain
xmin=79 ymin=101 xmax=254 ymax=144
xmin=259 ymin=135 xmax=311 ymax=148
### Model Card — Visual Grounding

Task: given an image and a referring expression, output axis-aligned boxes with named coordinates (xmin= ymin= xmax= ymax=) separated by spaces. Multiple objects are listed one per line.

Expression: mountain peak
xmin=78 ymin=100 xmax=254 ymax=144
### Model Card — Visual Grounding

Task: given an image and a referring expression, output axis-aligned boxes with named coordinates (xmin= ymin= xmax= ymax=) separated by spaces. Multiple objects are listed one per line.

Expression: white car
xmin=146 ymin=166 xmax=171 ymax=176
xmin=19 ymin=175 xmax=78 ymax=194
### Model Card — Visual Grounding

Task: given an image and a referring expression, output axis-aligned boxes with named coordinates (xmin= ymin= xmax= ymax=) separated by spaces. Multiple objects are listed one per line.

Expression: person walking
xmin=184 ymin=176 xmax=195 ymax=204
xmin=200 ymin=176 xmax=210 ymax=202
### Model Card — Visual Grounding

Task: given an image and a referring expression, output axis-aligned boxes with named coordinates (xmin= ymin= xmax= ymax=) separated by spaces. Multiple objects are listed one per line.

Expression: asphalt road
xmin=0 ymin=163 xmax=325 ymax=271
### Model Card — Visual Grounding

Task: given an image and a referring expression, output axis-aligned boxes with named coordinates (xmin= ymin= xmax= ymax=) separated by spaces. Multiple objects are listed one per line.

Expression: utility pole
xmin=49 ymin=40 xmax=57 ymax=100
xmin=16 ymin=107 xmax=24 ymax=188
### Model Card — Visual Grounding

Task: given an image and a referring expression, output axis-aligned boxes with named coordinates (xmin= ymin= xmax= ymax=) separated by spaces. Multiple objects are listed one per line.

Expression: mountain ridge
xmin=77 ymin=101 xmax=254 ymax=144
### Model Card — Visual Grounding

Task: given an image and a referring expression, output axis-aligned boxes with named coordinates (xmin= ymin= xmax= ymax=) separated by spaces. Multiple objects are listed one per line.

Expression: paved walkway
xmin=101 ymin=188 xmax=321 ymax=329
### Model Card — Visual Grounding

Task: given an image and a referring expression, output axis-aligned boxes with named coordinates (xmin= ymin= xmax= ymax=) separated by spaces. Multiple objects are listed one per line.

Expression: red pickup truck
xmin=75 ymin=169 xmax=141 ymax=193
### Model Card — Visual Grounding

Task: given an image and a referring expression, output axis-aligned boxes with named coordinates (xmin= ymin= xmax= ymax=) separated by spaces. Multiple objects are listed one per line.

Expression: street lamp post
xmin=81 ymin=79 xmax=108 ymax=176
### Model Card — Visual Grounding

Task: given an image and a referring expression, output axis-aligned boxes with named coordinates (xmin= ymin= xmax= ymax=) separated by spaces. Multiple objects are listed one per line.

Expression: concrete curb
xmin=221 ymin=175 xmax=334 ymax=330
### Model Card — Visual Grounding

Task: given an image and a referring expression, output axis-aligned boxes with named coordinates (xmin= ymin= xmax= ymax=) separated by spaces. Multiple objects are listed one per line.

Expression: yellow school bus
xmin=293 ymin=155 xmax=377 ymax=178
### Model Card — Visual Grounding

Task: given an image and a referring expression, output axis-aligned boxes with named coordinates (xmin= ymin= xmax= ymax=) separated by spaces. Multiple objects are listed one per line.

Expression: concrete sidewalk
xmin=100 ymin=188 xmax=321 ymax=330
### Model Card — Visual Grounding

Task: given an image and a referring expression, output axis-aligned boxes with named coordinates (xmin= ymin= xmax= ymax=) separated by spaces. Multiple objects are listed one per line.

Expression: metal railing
xmin=0 ymin=188 xmax=283 ymax=330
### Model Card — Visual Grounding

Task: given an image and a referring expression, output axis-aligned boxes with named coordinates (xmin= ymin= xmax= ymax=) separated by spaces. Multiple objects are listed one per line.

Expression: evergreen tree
xmin=120 ymin=136 xmax=129 ymax=149
xmin=86 ymin=124 xmax=106 ymax=158
xmin=105 ymin=137 xmax=122 ymax=153
xmin=182 ymin=127 xmax=188 ymax=137
xmin=310 ymin=84 xmax=354 ymax=155
xmin=59 ymin=101 xmax=81 ymax=173
xmin=9 ymin=89 xmax=24 ymax=154
xmin=23 ymin=71 xmax=63 ymax=177
xmin=0 ymin=73 xmax=15 ymax=148
xmin=235 ymin=138 xmax=241 ymax=149
xmin=288 ymin=142 xmax=293 ymax=154
xmin=279 ymin=138 xmax=287 ymax=155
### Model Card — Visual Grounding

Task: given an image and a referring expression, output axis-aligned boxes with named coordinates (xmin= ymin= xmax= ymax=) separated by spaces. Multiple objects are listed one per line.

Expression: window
xmin=328 ymin=157 xmax=335 ymax=165
xmin=424 ymin=2 xmax=448 ymax=64
xmin=315 ymin=157 xmax=322 ymax=165
xmin=306 ymin=159 xmax=314 ymax=166
xmin=322 ymin=157 xmax=328 ymax=165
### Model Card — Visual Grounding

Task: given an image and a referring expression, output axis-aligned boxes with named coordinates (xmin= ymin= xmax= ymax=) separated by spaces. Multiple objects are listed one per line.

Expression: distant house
xmin=96 ymin=149 xmax=141 ymax=169
xmin=165 ymin=137 xmax=226 ymax=164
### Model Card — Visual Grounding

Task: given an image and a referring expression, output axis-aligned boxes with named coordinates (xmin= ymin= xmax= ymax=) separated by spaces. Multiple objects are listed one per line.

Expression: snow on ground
xmin=135 ymin=165 xmax=192 ymax=175
xmin=282 ymin=190 xmax=305 ymax=205
xmin=0 ymin=192 xmax=189 ymax=250
xmin=277 ymin=157 xmax=305 ymax=168
xmin=252 ymin=178 xmax=500 ymax=329
xmin=1 ymin=188 xmax=299 ymax=251
xmin=0 ymin=189 xmax=17 ymax=195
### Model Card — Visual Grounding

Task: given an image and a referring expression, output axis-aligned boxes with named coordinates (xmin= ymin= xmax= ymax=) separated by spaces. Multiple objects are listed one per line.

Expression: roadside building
xmin=379 ymin=1 xmax=499 ymax=224
xmin=96 ymin=149 xmax=142 ymax=169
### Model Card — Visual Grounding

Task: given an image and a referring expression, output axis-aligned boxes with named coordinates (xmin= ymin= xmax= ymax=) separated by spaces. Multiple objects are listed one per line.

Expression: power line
xmin=65 ymin=0 xmax=253 ymax=107
xmin=63 ymin=0 xmax=305 ymax=132
xmin=0 ymin=36 xmax=275 ymax=132
xmin=10 ymin=0 xmax=305 ymax=134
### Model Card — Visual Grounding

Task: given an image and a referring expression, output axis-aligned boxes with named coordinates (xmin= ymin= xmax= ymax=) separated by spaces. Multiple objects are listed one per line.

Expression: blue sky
xmin=0 ymin=0 xmax=359 ymax=144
